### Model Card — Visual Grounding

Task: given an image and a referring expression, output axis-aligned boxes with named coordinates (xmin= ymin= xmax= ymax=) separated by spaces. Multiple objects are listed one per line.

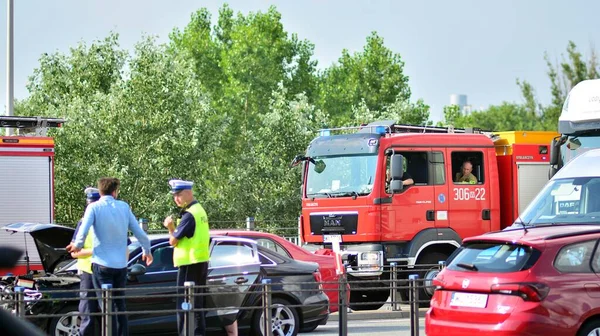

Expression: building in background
xmin=450 ymin=94 xmax=472 ymax=114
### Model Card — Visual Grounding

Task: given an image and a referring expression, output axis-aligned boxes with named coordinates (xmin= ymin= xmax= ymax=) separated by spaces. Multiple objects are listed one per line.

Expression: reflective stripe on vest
xmin=173 ymin=203 xmax=210 ymax=267
xmin=77 ymin=229 xmax=94 ymax=274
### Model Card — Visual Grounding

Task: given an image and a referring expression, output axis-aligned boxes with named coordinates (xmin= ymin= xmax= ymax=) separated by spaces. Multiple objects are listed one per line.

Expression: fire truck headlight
xmin=360 ymin=252 xmax=380 ymax=262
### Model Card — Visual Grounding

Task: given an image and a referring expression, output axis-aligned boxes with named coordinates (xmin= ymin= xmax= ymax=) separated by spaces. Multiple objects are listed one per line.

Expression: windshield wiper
xmin=456 ymin=263 xmax=478 ymax=271
xmin=307 ymin=192 xmax=332 ymax=199
xmin=329 ymin=191 xmax=359 ymax=199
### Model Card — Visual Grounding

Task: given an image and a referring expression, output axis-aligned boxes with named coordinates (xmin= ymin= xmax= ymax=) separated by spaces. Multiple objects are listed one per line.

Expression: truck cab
xmin=550 ymin=79 xmax=600 ymax=177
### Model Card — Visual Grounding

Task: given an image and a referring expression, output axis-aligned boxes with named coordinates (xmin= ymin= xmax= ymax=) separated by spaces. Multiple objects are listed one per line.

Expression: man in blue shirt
xmin=67 ymin=177 xmax=153 ymax=336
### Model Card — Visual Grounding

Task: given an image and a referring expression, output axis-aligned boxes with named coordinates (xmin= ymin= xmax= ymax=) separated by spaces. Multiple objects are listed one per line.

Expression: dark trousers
xmin=177 ymin=261 xmax=209 ymax=336
xmin=92 ymin=263 xmax=128 ymax=336
xmin=79 ymin=272 xmax=99 ymax=336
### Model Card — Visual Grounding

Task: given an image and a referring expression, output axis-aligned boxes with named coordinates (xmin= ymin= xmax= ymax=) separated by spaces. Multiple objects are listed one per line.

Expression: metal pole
xmin=6 ymin=0 xmax=15 ymax=136
xmin=101 ymin=284 xmax=113 ymax=336
xmin=262 ymin=279 xmax=272 ymax=336
xmin=338 ymin=273 xmax=348 ymax=336
xmin=183 ymin=281 xmax=196 ymax=336
xmin=438 ymin=260 xmax=446 ymax=270
xmin=390 ymin=262 xmax=399 ymax=311
xmin=246 ymin=217 xmax=255 ymax=231
xmin=409 ymin=274 xmax=419 ymax=336
xmin=14 ymin=286 xmax=24 ymax=317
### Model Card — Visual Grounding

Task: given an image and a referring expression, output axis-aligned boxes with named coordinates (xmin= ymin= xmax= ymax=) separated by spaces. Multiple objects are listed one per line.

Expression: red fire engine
xmin=0 ymin=116 xmax=65 ymax=276
xmin=291 ymin=120 xmax=559 ymax=309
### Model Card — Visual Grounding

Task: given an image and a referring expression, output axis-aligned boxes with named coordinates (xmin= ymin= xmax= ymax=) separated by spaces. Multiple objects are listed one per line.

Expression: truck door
xmin=447 ymin=149 xmax=492 ymax=238
xmin=429 ymin=148 xmax=449 ymax=228
xmin=383 ymin=149 xmax=436 ymax=240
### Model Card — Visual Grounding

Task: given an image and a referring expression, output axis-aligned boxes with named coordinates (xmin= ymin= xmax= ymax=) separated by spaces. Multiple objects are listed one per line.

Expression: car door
xmin=125 ymin=242 xmax=178 ymax=333
xmin=205 ymin=237 xmax=262 ymax=327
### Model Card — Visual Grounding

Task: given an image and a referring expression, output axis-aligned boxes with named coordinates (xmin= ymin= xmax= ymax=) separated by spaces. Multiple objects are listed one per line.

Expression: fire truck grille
xmin=309 ymin=213 xmax=358 ymax=235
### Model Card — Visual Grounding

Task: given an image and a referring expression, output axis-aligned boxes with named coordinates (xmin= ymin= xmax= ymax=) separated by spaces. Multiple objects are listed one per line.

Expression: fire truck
xmin=549 ymin=78 xmax=600 ymax=177
xmin=0 ymin=116 xmax=65 ymax=276
xmin=291 ymin=121 xmax=559 ymax=309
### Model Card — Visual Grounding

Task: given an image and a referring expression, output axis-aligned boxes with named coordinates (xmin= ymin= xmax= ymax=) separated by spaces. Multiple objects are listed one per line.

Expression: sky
xmin=0 ymin=0 xmax=598 ymax=123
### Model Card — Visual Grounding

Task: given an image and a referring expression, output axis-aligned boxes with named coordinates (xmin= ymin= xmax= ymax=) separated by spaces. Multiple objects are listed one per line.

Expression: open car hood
xmin=3 ymin=223 xmax=75 ymax=274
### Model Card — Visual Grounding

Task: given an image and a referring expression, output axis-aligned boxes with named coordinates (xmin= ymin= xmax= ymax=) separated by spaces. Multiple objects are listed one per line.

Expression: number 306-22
xmin=453 ymin=187 xmax=486 ymax=201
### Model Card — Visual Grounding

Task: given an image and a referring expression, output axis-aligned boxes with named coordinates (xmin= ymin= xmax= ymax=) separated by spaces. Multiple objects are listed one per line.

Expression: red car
xmin=426 ymin=224 xmax=600 ymax=336
xmin=211 ymin=230 xmax=348 ymax=314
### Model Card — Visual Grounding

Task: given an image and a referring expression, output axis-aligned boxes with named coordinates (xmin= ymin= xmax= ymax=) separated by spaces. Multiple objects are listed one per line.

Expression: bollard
xmin=338 ymin=273 xmax=348 ymax=336
xmin=101 ymin=284 xmax=113 ymax=336
xmin=183 ymin=281 xmax=196 ymax=336
xmin=246 ymin=217 xmax=255 ymax=231
xmin=14 ymin=286 xmax=24 ymax=318
xmin=389 ymin=262 xmax=400 ymax=311
xmin=409 ymin=274 xmax=420 ymax=336
xmin=438 ymin=260 xmax=445 ymax=270
xmin=138 ymin=218 xmax=148 ymax=232
xmin=262 ymin=279 xmax=273 ymax=336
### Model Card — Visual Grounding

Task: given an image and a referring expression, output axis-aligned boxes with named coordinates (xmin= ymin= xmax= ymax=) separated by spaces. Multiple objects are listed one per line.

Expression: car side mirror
xmin=128 ymin=264 xmax=146 ymax=277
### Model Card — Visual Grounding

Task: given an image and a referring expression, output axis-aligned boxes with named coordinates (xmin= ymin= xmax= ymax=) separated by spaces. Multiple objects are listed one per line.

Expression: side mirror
xmin=549 ymin=138 xmax=561 ymax=166
xmin=314 ymin=160 xmax=326 ymax=173
xmin=389 ymin=153 xmax=405 ymax=194
xmin=128 ymin=263 xmax=146 ymax=277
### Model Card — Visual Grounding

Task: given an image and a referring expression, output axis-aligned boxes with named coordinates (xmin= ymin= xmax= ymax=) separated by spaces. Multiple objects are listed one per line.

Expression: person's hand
xmin=66 ymin=242 xmax=81 ymax=253
xmin=163 ymin=215 xmax=174 ymax=230
xmin=142 ymin=253 xmax=153 ymax=266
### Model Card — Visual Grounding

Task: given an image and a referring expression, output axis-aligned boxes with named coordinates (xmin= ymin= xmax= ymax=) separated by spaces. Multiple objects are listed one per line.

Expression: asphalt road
xmin=309 ymin=317 xmax=426 ymax=335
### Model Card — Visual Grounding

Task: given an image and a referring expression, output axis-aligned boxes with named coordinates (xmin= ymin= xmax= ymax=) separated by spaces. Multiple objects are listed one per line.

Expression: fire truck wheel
xmin=348 ymin=290 xmax=389 ymax=311
xmin=416 ymin=252 xmax=447 ymax=308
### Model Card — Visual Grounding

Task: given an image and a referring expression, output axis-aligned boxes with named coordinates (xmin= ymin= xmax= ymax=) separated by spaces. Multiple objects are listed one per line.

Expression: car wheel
xmin=252 ymin=297 xmax=300 ymax=336
xmin=578 ymin=319 xmax=600 ymax=336
xmin=48 ymin=306 xmax=81 ymax=336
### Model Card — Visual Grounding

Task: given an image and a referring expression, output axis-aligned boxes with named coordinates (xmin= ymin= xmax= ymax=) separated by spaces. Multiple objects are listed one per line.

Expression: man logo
xmin=462 ymin=279 xmax=470 ymax=289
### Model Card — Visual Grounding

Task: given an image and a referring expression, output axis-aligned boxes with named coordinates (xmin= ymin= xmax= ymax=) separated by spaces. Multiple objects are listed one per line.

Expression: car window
xmin=209 ymin=241 xmax=259 ymax=268
xmin=555 ymin=239 xmax=597 ymax=273
xmin=254 ymin=238 xmax=291 ymax=258
xmin=446 ymin=242 xmax=541 ymax=273
xmin=137 ymin=245 xmax=175 ymax=273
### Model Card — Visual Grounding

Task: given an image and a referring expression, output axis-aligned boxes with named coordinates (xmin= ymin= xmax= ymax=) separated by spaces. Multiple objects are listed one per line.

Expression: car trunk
xmin=3 ymin=223 xmax=74 ymax=274
xmin=430 ymin=240 xmax=545 ymax=324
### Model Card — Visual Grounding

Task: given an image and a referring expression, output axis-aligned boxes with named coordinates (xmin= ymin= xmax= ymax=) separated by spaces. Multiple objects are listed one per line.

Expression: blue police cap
xmin=168 ymin=179 xmax=194 ymax=194
xmin=84 ymin=187 xmax=101 ymax=201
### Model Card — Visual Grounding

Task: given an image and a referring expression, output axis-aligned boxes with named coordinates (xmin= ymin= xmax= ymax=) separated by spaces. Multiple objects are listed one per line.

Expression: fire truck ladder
xmin=0 ymin=115 xmax=66 ymax=136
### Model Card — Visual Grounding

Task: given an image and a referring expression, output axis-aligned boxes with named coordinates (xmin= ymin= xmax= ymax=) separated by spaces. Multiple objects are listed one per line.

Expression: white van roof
xmin=552 ymin=148 xmax=600 ymax=179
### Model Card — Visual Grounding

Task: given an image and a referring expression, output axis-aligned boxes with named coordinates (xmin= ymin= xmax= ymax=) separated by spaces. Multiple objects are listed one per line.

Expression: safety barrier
xmin=0 ymin=262 xmax=443 ymax=336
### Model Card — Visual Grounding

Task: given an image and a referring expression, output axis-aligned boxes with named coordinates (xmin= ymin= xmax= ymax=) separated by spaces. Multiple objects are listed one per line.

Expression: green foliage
xmin=317 ymin=32 xmax=412 ymax=126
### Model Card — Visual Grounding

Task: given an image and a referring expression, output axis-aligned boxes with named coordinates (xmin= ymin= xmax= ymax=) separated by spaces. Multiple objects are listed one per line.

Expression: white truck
xmin=0 ymin=116 xmax=65 ymax=275
xmin=550 ymin=79 xmax=600 ymax=177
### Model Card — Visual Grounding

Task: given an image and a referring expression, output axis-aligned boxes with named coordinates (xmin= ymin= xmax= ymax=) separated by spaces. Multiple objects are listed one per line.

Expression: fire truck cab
xmin=293 ymin=121 xmax=558 ymax=309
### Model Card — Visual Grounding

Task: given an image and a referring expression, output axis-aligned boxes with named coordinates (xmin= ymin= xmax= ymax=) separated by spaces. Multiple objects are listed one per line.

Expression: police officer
xmin=70 ymin=187 xmax=101 ymax=336
xmin=163 ymin=179 xmax=210 ymax=336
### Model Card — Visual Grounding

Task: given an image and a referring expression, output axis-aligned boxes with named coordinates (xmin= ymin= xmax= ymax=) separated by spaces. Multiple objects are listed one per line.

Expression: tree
xmin=18 ymin=35 xmax=225 ymax=225
xmin=317 ymin=31 xmax=412 ymax=126
xmin=517 ymin=41 xmax=600 ymax=130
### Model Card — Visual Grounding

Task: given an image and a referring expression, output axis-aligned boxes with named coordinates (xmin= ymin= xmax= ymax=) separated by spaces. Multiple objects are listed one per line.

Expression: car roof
xmin=552 ymin=148 xmax=600 ymax=179
xmin=466 ymin=224 xmax=600 ymax=246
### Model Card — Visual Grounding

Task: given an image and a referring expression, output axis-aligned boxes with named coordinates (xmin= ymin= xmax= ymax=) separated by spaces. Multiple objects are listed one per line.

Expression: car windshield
xmin=446 ymin=242 xmax=541 ymax=273
xmin=305 ymin=154 xmax=377 ymax=197
xmin=517 ymin=177 xmax=600 ymax=226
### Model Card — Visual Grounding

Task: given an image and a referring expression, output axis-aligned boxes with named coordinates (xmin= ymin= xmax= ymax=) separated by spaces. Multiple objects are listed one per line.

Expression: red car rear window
xmin=446 ymin=242 xmax=542 ymax=273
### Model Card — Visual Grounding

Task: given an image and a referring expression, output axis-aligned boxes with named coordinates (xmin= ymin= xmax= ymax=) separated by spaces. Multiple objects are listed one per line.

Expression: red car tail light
xmin=432 ymin=278 xmax=445 ymax=290
xmin=490 ymin=282 xmax=550 ymax=302
xmin=313 ymin=271 xmax=323 ymax=291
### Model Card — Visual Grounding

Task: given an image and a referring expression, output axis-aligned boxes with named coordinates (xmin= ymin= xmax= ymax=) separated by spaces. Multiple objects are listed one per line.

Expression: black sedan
xmin=0 ymin=223 xmax=329 ymax=336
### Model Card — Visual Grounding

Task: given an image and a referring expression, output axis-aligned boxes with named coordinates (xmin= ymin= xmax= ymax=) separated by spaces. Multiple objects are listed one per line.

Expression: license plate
xmin=323 ymin=234 xmax=342 ymax=243
xmin=449 ymin=292 xmax=488 ymax=308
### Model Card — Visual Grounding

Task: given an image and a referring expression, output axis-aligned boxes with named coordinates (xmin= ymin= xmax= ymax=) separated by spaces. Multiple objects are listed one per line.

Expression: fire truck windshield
xmin=516 ymin=176 xmax=600 ymax=226
xmin=305 ymin=154 xmax=377 ymax=198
